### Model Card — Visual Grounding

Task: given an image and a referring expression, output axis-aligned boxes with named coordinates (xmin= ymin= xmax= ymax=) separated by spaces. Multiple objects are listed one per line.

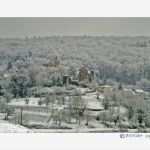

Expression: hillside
xmin=0 ymin=36 xmax=149 ymax=66
xmin=0 ymin=36 xmax=150 ymax=87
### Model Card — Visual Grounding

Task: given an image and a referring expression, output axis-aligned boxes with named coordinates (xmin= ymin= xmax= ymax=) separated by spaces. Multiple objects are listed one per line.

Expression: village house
xmin=78 ymin=66 xmax=95 ymax=83
xmin=96 ymin=85 xmax=113 ymax=94
xmin=62 ymin=74 xmax=70 ymax=86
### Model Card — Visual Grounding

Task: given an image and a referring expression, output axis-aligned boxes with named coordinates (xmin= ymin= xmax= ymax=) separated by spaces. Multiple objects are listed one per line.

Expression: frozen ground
xmin=0 ymin=120 xmax=33 ymax=133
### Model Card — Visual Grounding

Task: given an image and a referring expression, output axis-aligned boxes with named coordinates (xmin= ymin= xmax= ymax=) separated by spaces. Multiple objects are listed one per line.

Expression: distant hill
xmin=0 ymin=36 xmax=150 ymax=86
xmin=0 ymin=36 xmax=149 ymax=67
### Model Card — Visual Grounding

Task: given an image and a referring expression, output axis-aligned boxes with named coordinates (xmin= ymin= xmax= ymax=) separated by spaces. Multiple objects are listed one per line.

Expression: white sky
xmin=0 ymin=18 xmax=150 ymax=37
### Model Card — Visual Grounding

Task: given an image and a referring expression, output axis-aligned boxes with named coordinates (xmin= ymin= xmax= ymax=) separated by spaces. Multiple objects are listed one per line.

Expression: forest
xmin=0 ymin=36 xmax=150 ymax=93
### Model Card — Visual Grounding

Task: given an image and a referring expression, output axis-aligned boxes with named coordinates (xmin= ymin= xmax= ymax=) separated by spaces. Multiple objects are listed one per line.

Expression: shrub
xmin=38 ymin=100 xmax=42 ymax=106
xmin=25 ymin=98 xmax=29 ymax=104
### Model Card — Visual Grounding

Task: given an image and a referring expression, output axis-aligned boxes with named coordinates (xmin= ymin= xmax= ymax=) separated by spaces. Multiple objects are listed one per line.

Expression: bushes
xmin=127 ymin=106 xmax=134 ymax=120
xmin=4 ymin=106 xmax=14 ymax=120
xmin=9 ymin=74 xmax=30 ymax=98
xmin=0 ymin=97 xmax=14 ymax=120
xmin=38 ymin=100 xmax=42 ymax=106
xmin=25 ymin=98 xmax=29 ymax=104
xmin=0 ymin=97 xmax=7 ymax=113
xmin=103 ymin=98 xmax=110 ymax=110
xmin=136 ymin=109 xmax=145 ymax=125
xmin=51 ymin=76 xmax=63 ymax=87
xmin=145 ymin=114 xmax=150 ymax=127
xmin=99 ymin=111 xmax=115 ymax=124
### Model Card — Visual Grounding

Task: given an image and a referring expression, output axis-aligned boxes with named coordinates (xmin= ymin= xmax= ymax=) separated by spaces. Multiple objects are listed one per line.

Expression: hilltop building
xmin=78 ymin=66 xmax=95 ymax=83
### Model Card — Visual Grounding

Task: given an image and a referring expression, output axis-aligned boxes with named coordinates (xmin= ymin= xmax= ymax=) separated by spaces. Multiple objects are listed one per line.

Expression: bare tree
xmin=71 ymin=90 xmax=86 ymax=125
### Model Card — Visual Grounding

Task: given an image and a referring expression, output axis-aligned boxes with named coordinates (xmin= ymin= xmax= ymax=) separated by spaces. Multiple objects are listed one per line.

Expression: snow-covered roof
xmin=99 ymin=95 xmax=105 ymax=99
xmin=122 ymin=88 xmax=136 ymax=95
xmin=113 ymin=106 xmax=128 ymax=114
xmin=87 ymin=101 xmax=104 ymax=110
xmin=135 ymin=89 xmax=144 ymax=94
xmin=76 ymin=87 xmax=89 ymax=94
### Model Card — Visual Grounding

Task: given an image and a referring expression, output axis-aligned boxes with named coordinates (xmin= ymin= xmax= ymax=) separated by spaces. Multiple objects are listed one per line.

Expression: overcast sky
xmin=0 ymin=18 xmax=150 ymax=37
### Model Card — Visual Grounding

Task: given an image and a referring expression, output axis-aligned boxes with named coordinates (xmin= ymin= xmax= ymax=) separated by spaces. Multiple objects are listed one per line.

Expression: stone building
xmin=78 ymin=66 xmax=95 ymax=82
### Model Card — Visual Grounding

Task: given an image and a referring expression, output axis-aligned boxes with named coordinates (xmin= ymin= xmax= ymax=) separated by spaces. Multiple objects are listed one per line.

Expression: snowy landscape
xmin=0 ymin=36 xmax=150 ymax=132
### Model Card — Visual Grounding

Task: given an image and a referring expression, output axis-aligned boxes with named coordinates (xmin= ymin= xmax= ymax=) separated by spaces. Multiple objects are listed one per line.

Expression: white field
xmin=0 ymin=120 xmax=33 ymax=133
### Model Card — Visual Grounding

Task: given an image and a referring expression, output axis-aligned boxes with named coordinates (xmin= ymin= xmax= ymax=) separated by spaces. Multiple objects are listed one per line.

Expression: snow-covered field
xmin=0 ymin=120 xmax=33 ymax=133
